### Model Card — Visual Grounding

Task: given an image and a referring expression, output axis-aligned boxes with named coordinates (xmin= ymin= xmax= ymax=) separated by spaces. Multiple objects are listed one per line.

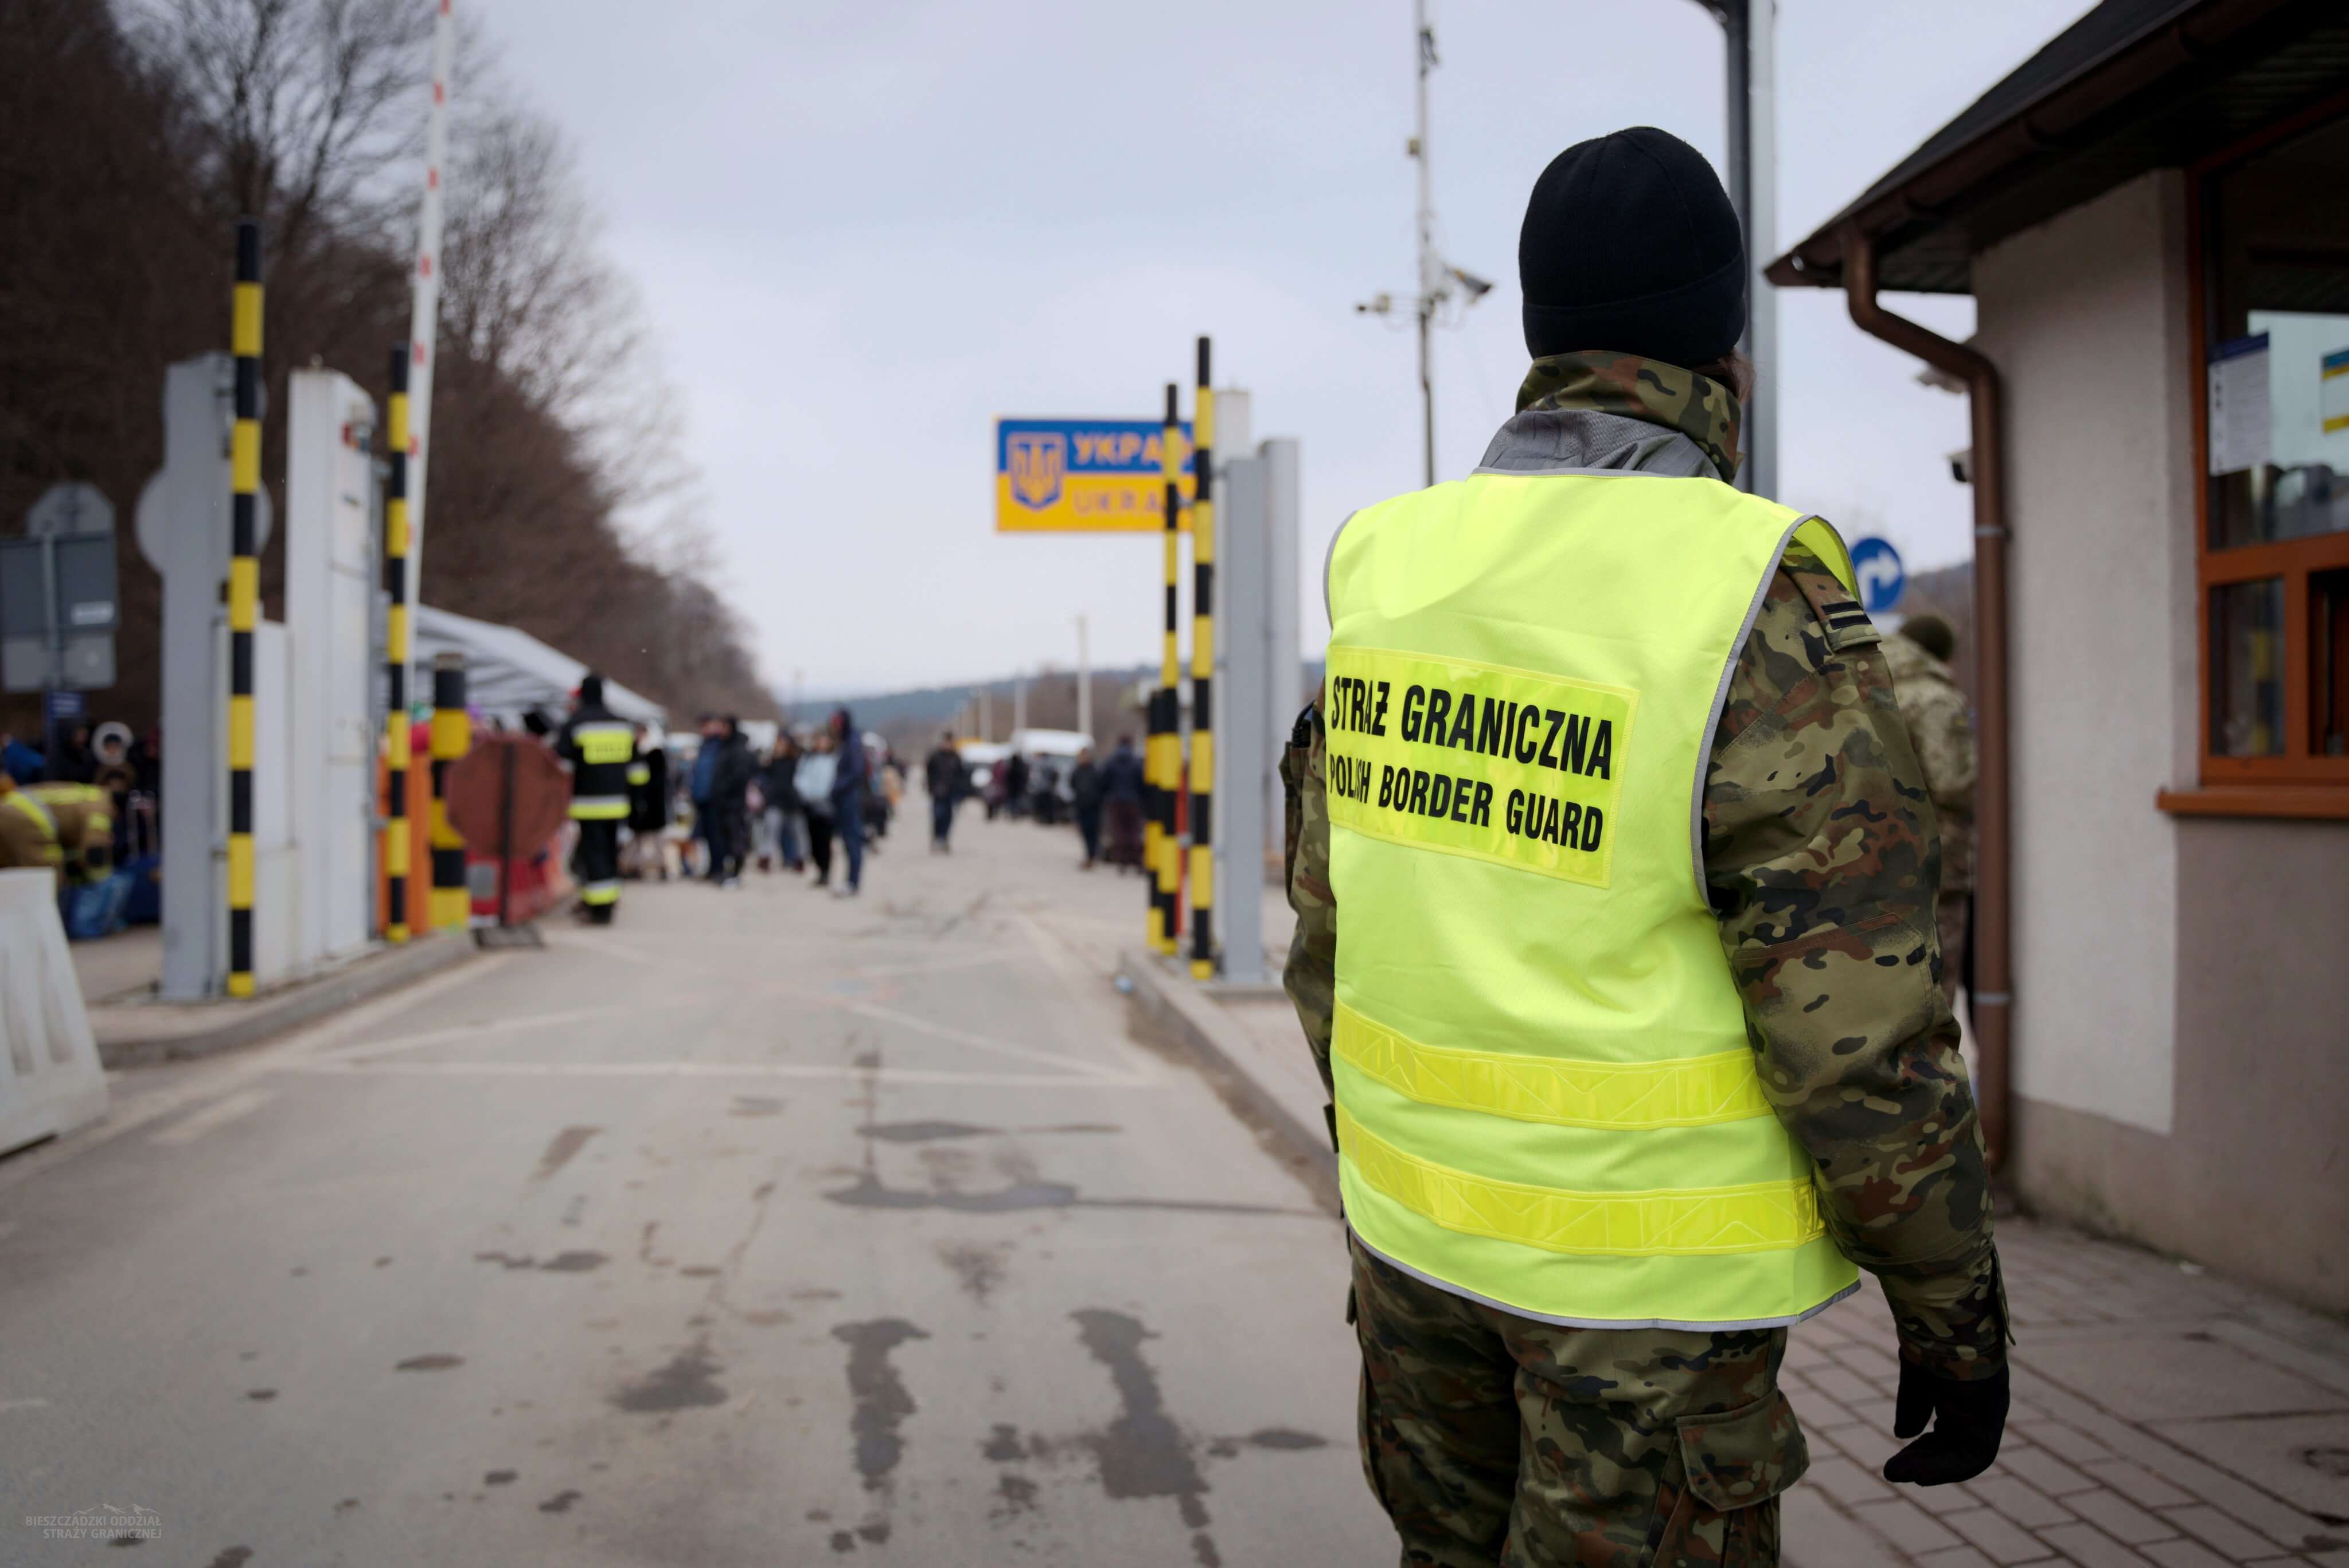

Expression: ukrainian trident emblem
xmin=1008 ymin=431 xmax=1066 ymax=510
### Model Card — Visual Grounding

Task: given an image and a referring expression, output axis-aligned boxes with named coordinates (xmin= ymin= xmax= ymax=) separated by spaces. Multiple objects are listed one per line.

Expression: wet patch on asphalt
xmin=395 ymin=1355 xmax=463 ymax=1371
xmin=611 ymin=1339 xmax=727 ymax=1413
xmin=859 ymin=1120 xmax=992 ymax=1142
xmin=1205 ymin=1428 xmax=1330 ymax=1457
xmin=202 ymin=1552 xmax=252 ymax=1567
xmin=993 ymin=1473 xmax=1040 ymax=1519
xmin=474 ymin=1249 xmax=608 ymax=1273
xmin=532 ymin=1125 xmax=600 ymax=1181
xmin=484 ymin=1470 xmax=517 ymax=1486
xmin=538 ymin=1489 xmax=582 ymax=1514
xmin=731 ymin=1095 xmax=785 ymax=1117
xmin=965 ymin=1312 xmax=1331 ymax=1557
xmin=1072 ymin=1310 xmax=1212 ymax=1522
xmin=834 ymin=1319 xmax=927 ymax=1489
xmin=937 ymin=1241 xmax=1009 ymax=1303
xmin=244 ymin=1388 xmax=275 ymax=1401
xmin=832 ymin=1317 xmax=928 ymax=1549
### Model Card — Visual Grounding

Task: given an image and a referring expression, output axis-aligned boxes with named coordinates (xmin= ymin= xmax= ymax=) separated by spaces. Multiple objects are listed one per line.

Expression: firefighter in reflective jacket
xmin=28 ymin=782 xmax=114 ymax=884
xmin=0 ymin=774 xmax=64 ymax=881
xmin=0 ymin=778 xmax=111 ymax=888
xmin=555 ymin=673 xmax=632 ymax=923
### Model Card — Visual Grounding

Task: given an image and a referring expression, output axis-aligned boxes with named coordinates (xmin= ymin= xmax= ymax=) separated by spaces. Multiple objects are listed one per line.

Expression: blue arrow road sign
xmin=1849 ymin=537 xmax=1906 ymax=615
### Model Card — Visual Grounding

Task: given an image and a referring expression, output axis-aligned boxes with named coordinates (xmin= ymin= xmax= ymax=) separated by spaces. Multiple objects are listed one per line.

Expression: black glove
xmin=1883 ymin=1362 xmax=2008 ymax=1486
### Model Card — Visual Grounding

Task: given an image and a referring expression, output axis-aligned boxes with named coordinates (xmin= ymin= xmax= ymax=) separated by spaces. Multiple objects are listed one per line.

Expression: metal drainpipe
xmin=1840 ymin=225 xmax=2013 ymax=1171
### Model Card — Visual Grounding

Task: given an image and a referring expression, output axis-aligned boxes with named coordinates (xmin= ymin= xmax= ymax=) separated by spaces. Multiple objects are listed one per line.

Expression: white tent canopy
xmin=412 ymin=604 xmax=665 ymax=731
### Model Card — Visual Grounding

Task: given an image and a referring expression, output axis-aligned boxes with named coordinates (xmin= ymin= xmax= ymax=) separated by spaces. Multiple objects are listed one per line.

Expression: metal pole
xmin=428 ymin=650 xmax=469 ymax=930
xmin=1746 ymin=0 xmax=1779 ymax=501
xmin=1708 ymin=0 xmax=1777 ymax=499
xmin=226 ymin=218 xmax=263 ymax=997
xmin=1414 ymin=0 xmax=1437 ymax=488
xmin=39 ymin=536 xmax=60 ymax=764
xmin=1075 ymin=614 xmax=1091 ymax=743
xmin=402 ymin=0 xmax=455 ymax=607
xmin=1188 ymin=337 xmax=1216 ymax=978
xmin=1014 ymin=668 xmax=1027 ymax=736
xmin=383 ymin=346 xmax=413 ymax=943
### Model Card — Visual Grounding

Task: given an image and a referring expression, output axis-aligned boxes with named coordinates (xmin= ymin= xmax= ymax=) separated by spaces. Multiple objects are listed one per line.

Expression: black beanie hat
xmin=1519 ymin=126 xmax=1746 ymax=367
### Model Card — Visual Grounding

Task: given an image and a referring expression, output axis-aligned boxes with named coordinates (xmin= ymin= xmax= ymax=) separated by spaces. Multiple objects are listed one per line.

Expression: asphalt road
xmin=0 ymin=805 xmax=1388 ymax=1567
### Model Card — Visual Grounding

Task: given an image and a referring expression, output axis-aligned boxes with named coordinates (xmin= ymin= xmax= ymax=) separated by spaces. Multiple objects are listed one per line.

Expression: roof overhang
xmin=1767 ymin=0 xmax=2349 ymax=295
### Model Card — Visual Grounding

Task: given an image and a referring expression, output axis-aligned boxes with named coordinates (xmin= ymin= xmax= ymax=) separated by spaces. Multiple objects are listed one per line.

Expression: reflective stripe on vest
xmin=570 ymin=795 xmax=630 ymax=820
xmin=1325 ymin=466 xmax=1861 ymax=1331
xmin=3 ymin=789 xmax=60 ymax=863
xmin=572 ymin=722 xmax=635 ymax=766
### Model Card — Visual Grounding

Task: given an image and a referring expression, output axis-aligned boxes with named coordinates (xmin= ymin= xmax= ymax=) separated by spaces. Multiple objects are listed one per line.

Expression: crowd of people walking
xmin=629 ymin=707 xmax=896 ymax=901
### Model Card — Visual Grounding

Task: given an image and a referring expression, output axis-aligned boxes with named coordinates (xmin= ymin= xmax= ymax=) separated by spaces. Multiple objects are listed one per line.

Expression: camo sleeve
xmin=1707 ymin=543 xmax=2007 ymax=1380
xmin=1281 ymin=699 xmax=1337 ymax=1098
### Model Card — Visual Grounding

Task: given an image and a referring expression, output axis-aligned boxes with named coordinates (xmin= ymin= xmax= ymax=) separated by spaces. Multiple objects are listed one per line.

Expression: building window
xmin=2191 ymin=107 xmax=2349 ymax=803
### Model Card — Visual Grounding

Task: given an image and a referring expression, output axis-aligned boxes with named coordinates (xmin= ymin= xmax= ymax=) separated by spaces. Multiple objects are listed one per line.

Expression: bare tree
xmin=123 ymin=0 xmax=434 ymax=261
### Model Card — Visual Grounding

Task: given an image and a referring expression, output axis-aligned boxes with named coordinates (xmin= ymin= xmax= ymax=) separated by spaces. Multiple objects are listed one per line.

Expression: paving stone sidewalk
xmin=1779 ymin=1231 xmax=2349 ymax=1568
xmin=1209 ymin=891 xmax=2349 ymax=1568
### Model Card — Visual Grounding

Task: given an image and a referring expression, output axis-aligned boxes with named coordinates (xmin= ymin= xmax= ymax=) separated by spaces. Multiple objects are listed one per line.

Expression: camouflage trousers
xmin=1349 ymin=1237 xmax=1808 ymax=1567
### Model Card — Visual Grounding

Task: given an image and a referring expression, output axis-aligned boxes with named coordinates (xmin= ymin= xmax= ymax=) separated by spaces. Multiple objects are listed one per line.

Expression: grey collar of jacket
xmin=1474 ymin=406 xmax=1724 ymax=481
xmin=1324 ymin=407 xmax=1728 ymax=621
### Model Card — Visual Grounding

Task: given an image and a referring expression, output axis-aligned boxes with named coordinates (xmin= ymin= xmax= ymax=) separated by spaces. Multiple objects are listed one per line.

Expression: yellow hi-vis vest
xmin=1324 ymin=467 xmax=1863 ymax=1331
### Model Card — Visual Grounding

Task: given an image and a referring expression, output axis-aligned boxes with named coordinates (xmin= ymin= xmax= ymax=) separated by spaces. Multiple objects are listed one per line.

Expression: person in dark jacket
xmin=1002 ymin=751 xmax=1029 ymax=820
xmin=924 ymin=731 xmax=965 ymax=853
xmin=1070 ymin=747 xmax=1105 ymax=868
xmin=828 ymin=708 xmax=869 ymax=896
xmin=0 ymin=732 xmax=44 ymax=785
xmin=1101 ymin=735 xmax=1145 ymax=872
xmin=625 ymin=724 xmax=670 ymax=880
xmin=709 ymin=716 xmax=755 ymax=887
xmin=759 ymin=735 xmax=805 ymax=873
xmin=687 ymin=715 xmax=721 ymax=877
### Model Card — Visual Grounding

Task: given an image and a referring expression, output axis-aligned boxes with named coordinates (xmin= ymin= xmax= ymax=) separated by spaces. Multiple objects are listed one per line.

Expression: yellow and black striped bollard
xmin=384 ymin=346 xmax=413 ymax=942
xmin=428 ymin=650 xmax=470 ymax=930
xmin=1152 ymin=383 xmax=1183 ymax=954
xmin=226 ymin=219 xmax=263 ymax=997
xmin=1188 ymin=337 xmax=1216 ymax=979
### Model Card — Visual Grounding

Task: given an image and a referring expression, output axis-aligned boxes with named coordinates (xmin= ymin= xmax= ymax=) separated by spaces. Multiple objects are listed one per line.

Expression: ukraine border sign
xmin=995 ymin=418 xmax=1195 ymax=532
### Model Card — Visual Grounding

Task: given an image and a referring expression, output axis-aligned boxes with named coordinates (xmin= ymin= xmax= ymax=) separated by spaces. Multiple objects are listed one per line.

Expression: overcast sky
xmin=482 ymin=0 xmax=2092 ymax=697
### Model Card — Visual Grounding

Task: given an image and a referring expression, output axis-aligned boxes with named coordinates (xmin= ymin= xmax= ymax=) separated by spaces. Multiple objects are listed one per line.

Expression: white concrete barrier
xmin=0 ymin=868 xmax=108 ymax=1156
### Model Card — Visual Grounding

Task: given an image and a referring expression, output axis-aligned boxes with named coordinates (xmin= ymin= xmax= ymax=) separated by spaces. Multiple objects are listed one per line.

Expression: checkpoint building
xmin=1770 ymin=0 xmax=2349 ymax=1312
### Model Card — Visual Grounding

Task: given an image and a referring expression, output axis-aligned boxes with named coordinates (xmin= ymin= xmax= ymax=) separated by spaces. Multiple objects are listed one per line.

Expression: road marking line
xmin=150 ymin=1087 xmax=276 ymax=1146
xmin=272 ymin=1059 xmax=1154 ymax=1088
xmin=541 ymin=929 xmax=660 ymax=966
xmin=0 ymin=1398 xmax=51 ymax=1413
xmin=303 ymin=1007 xmax=609 ymax=1064
xmin=1014 ymin=908 xmax=1168 ymax=1083
xmin=838 ymin=1002 xmax=1131 ymax=1079
xmin=0 ymin=954 xmax=515 ymax=1193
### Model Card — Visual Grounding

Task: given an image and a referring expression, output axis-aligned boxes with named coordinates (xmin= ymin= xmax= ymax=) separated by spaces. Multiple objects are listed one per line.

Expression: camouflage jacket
xmin=1881 ymin=633 xmax=1976 ymax=893
xmin=1283 ymin=352 xmax=2005 ymax=1379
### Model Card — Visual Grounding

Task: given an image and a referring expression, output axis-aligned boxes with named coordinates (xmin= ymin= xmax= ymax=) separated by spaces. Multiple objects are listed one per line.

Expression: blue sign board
xmin=1848 ymin=536 xmax=1906 ymax=615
